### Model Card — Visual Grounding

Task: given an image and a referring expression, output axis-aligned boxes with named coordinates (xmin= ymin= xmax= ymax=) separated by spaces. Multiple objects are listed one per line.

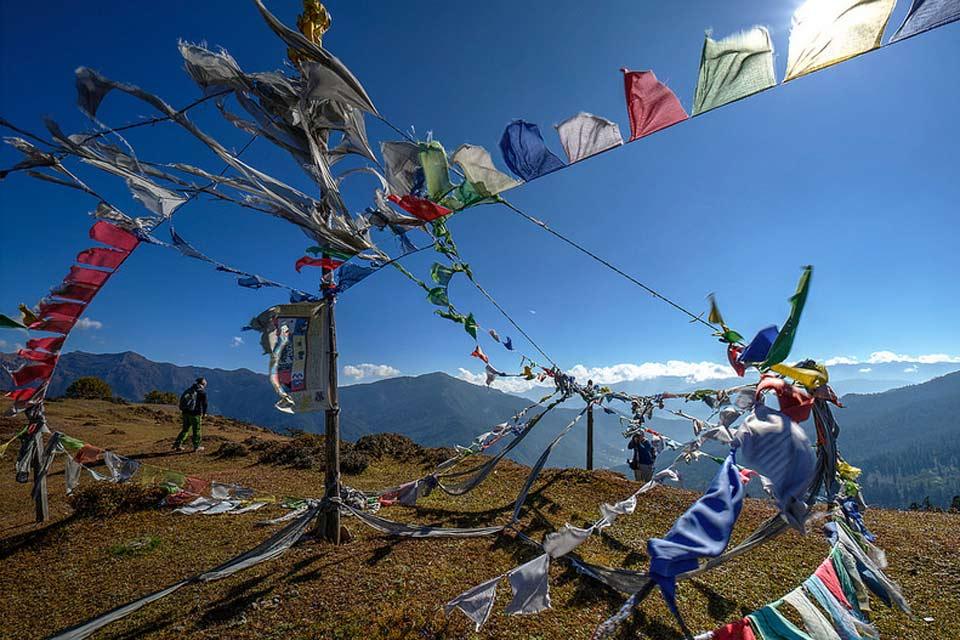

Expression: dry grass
xmin=0 ymin=399 xmax=957 ymax=639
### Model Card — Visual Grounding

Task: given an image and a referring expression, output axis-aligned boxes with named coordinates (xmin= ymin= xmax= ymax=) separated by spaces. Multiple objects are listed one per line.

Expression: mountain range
xmin=2 ymin=350 xmax=957 ymax=507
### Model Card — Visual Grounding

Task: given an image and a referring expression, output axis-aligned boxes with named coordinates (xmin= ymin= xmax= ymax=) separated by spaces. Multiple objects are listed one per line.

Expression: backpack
xmin=179 ymin=387 xmax=198 ymax=413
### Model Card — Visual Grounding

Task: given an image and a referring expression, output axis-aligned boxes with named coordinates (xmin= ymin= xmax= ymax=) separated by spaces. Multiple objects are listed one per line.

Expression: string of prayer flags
xmin=387 ymin=193 xmax=452 ymax=222
xmin=693 ymin=27 xmax=776 ymax=115
xmin=621 ymin=69 xmax=688 ymax=140
xmin=891 ymin=0 xmax=960 ymax=42
xmin=451 ymin=144 xmax=521 ymax=197
xmin=785 ymin=0 xmax=896 ymax=82
xmin=499 ymin=120 xmax=565 ymax=181
xmin=554 ymin=112 xmax=623 ymax=163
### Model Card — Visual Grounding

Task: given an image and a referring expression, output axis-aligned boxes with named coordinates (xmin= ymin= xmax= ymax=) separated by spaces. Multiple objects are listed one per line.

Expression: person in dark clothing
xmin=627 ymin=431 xmax=656 ymax=483
xmin=174 ymin=377 xmax=208 ymax=452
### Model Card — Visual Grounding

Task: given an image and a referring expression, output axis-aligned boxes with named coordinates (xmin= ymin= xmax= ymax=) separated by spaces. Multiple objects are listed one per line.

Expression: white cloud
xmin=824 ymin=351 xmax=960 ymax=366
xmin=858 ymin=368 xmax=872 ymax=373
xmin=230 ymin=336 xmax=244 ymax=348
xmin=568 ymin=360 xmax=736 ymax=384
xmin=342 ymin=363 xmax=401 ymax=381
xmin=903 ymin=365 xmax=919 ymax=373
xmin=74 ymin=318 xmax=103 ymax=330
xmin=825 ymin=356 xmax=859 ymax=366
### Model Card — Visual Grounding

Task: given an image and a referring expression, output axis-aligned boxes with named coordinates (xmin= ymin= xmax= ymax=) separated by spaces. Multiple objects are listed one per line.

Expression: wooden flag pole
xmin=321 ymin=293 xmax=342 ymax=543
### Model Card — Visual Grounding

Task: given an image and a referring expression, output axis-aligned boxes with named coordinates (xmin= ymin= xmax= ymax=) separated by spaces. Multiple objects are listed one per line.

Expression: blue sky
xmin=1 ymin=1 xmax=958 ymax=390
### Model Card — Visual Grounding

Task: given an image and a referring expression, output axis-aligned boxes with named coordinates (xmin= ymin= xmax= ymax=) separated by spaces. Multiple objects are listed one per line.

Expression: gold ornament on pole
xmin=288 ymin=0 xmax=332 ymax=66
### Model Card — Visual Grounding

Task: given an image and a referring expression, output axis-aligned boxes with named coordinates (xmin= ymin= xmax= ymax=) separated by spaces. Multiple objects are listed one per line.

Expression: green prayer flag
xmin=464 ymin=313 xmax=478 ymax=340
xmin=427 ymin=286 xmax=450 ymax=307
xmin=59 ymin=434 xmax=84 ymax=452
xmin=761 ymin=266 xmax=813 ymax=369
xmin=715 ymin=328 xmax=744 ymax=344
xmin=435 ymin=308 xmax=466 ymax=325
xmin=0 ymin=313 xmax=27 ymax=329
xmin=450 ymin=180 xmax=495 ymax=210
xmin=430 ymin=263 xmax=457 ymax=287
xmin=419 ymin=141 xmax=454 ymax=203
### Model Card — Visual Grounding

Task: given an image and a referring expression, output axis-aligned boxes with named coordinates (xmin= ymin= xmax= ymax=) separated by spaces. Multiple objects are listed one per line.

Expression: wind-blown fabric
xmin=693 ymin=27 xmax=777 ymax=115
xmin=543 ymin=524 xmax=593 ymax=558
xmin=419 ymin=140 xmax=454 ymax=203
xmin=761 ymin=266 xmax=813 ymax=369
xmin=747 ymin=605 xmax=813 ymax=640
xmin=785 ymin=0 xmax=896 ymax=81
xmin=499 ymin=120 xmax=565 ymax=181
xmin=444 ymin=575 xmax=501 ymax=631
xmin=736 ymin=404 xmax=815 ymax=531
xmin=387 ymin=194 xmax=452 ymax=222
xmin=505 ymin=553 xmax=551 ymax=615
xmin=76 ymin=247 xmax=128 ymax=269
xmin=381 ymin=141 xmax=423 ymax=196
xmin=783 ymin=588 xmax=842 ymax=640
xmin=804 ymin=575 xmax=878 ymax=640
xmin=555 ymin=112 xmax=623 ymax=163
xmin=891 ymin=0 xmax=960 ymax=41
xmin=647 ymin=452 xmax=744 ymax=618
xmin=451 ymin=144 xmax=521 ymax=197
xmin=621 ymin=69 xmax=688 ymax=140
xmin=756 ymin=376 xmax=815 ymax=423
xmin=89 ymin=219 xmax=140 ymax=252
xmin=835 ymin=525 xmax=910 ymax=613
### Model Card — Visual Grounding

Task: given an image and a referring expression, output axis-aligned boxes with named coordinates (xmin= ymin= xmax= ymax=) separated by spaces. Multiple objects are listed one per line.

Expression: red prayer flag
xmin=622 ymin=69 xmax=688 ymax=141
xmin=75 ymin=444 xmax=104 ymax=465
xmin=713 ymin=619 xmax=757 ymax=640
xmin=17 ymin=349 xmax=59 ymax=365
xmin=183 ymin=476 xmax=210 ymax=495
xmin=756 ymin=375 xmax=815 ymax=423
xmin=27 ymin=336 xmax=65 ymax=352
xmin=727 ymin=344 xmax=746 ymax=377
xmin=50 ymin=282 xmax=99 ymax=303
xmin=38 ymin=301 xmax=85 ymax=321
xmin=77 ymin=247 xmax=129 ymax=269
xmin=66 ymin=266 xmax=111 ymax=287
xmin=387 ymin=194 xmax=452 ymax=222
xmin=89 ymin=220 xmax=139 ymax=252
xmin=6 ymin=386 xmax=43 ymax=403
xmin=28 ymin=315 xmax=76 ymax=335
xmin=814 ymin=557 xmax=853 ymax=609
xmin=470 ymin=345 xmax=489 ymax=364
xmin=11 ymin=362 xmax=56 ymax=387
xmin=295 ymin=256 xmax=344 ymax=273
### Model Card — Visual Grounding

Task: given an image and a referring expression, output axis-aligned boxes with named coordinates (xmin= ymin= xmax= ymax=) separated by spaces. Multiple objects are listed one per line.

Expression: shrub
xmin=421 ymin=447 xmax=458 ymax=468
xmin=215 ymin=441 xmax=249 ymax=459
xmin=143 ymin=390 xmax=178 ymax=405
xmin=255 ymin=432 xmax=369 ymax=474
xmin=354 ymin=433 xmax=423 ymax=462
xmin=65 ymin=376 xmax=113 ymax=400
xmin=68 ymin=483 xmax=168 ymax=519
xmin=341 ymin=449 xmax=369 ymax=475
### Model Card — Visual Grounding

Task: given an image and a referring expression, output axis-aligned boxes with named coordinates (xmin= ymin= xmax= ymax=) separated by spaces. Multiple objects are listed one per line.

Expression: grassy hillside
xmin=1 ymin=399 xmax=957 ymax=639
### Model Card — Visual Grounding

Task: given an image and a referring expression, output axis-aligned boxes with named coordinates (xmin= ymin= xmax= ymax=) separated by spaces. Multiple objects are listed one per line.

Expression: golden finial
xmin=288 ymin=1 xmax=332 ymax=66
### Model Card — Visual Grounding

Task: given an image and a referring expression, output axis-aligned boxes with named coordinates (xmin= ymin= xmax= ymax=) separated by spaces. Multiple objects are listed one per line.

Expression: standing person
xmin=174 ymin=378 xmax=208 ymax=452
xmin=627 ymin=431 xmax=656 ymax=483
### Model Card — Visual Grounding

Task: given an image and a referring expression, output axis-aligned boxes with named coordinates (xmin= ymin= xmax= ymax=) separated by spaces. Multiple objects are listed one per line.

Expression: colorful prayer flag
xmin=27 ymin=315 xmax=77 ymax=335
xmin=49 ymin=282 xmax=99 ymax=303
xmin=499 ymin=120 xmax=565 ymax=181
xmin=555 ymin=112 xmax=623 ymax=163
xmin=621 ymin=69 xmax=688 ymax=140
xmin=693 ymin=27 xmax=777 ymax=115
xmin=89 ymin=220 xmax=140 ymax=252
xmin=891 ymin=0 xmax=960 ymax=42
xmin=65 ymin=266 xmax=111 ymax=287
xmin=471 ymin=345 xmax=489 ymax=364
xmin=76 ymin=247 xmax=129 ymax=270
xmin=419 ymin=140 xmax=454 ymax=203
xmin=37 ymin=301 xmax=85 ymax=321
xmin=760 ymin=266 xmax=813 ymax=369
xmin=785 ymin=0 xmax=896 ymax=81
xmin=295 ymin=256 xmax=344 ymax=273
xmin=387 ymin=194 xmax=452 ymax=222
xmin=451 ymin=144 xmax=521 ymax=197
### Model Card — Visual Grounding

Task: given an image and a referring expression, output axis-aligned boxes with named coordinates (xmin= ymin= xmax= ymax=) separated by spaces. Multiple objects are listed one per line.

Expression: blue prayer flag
xmin=891 ymin=0 xmax=960 ymax=42
xmin=499 ymin=120 xmax=565 ymax=181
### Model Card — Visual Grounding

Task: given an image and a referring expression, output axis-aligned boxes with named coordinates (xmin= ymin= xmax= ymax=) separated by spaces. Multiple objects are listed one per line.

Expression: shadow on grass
xmin=0 ymin=514 xmax=77 ymax=560
xmin=199 ymin=574 xmax=272 ymax=626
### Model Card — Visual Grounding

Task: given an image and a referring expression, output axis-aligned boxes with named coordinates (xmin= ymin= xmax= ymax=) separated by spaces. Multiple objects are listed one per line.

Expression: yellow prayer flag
xmin=785 ymin=0 xmax=896 ymax=81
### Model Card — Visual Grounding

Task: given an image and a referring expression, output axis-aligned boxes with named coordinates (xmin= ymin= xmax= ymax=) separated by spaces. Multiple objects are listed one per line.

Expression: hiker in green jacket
xmin=174 ymin=378 xmax=208 ymax=452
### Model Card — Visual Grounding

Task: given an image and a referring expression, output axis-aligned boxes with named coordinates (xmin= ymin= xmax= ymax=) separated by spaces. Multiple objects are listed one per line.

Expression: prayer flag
xmin=76 ymin=247 xmax=129 ymax=270
xmin=891 ymin=0 xmax=960 ymax=42
xmin=37 ymin=301 xmax=85 ymax=321
xmin=50 ymin=282 xmax=99 ymax=303
xmin=387 ymin=194 xmax=452 ymax=222
xmin=27 ymin=315 xmax=77 ymax=335
xmin=756 ymin=375 xmax=815 ymax=423
xmin=16 ymin=349 xmax=59 ymax=364
xmin=505 ymin=554 xmax=551 ymax=615
xmin=451 ymin=144 xmax=521 ymax=197
xmin=295 ymin=256 xmax=344 ymax=273
xmin=381 ymin=140 xmax=423 ymax=196
xmin=75 ymin=443 xmax=104 ymax=465
xmin=65 ymin=266 xmax=111 ymax=287
xmin=739 ymin=325 xmax=779 ymax=365
xmin=555 ymin=112 xmax=623 ymax=163
xmin=761 ymin=266 xmax=813 ymax=369
xmin=693 ymin=27 xmax=776 ymax=115
xmin=6 ymin=386 xmax=43 ymax=403
xmin=499 ymin=120 xmax=565 ymax=181
xmin=427 ymin=287 xmax=450 ymax=307
xmin=464 ymin=313 xmax=479 ymax=340
xmin=444 ymin=576 xmax=500 ymax=631
xmin=89 ymin=220 xmax=140 ymax=252
xmin=0 ymin=313 xmax=27 ymax=329
xmin=419 ymin=140 xmax=454 ymax=203
xmin=785 ymin=0 xmax=896 ymax=81
xmin=471 ymin=345 xmax=489 ymax=364
xmin=621 ymin=69 xmax=688 ymax=140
